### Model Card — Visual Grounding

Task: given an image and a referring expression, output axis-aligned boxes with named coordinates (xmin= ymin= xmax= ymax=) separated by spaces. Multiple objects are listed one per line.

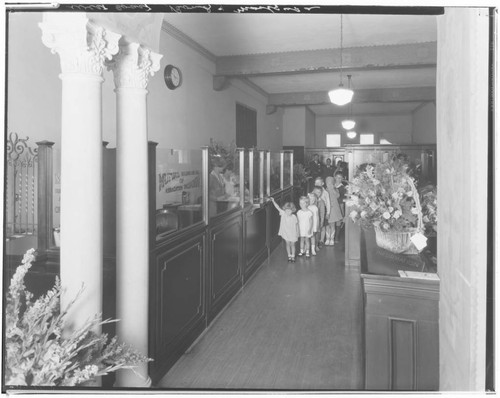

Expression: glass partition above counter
xmin=283 ymin=151 xmax=292 ymax=188
xmin=270 ymin=151 xmax=281 ymax=194
xmin=156 ymin=148 xmax=203 ymax=239
xmin=209 ymin=148 xmax=242 ymax=219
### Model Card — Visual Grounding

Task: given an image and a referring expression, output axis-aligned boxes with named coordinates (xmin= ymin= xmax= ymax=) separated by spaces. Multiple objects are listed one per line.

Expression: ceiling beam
xmin=268 ymin=86 xmax=435 ymax=107
xmin=216 ymin=42 xmax=436 ymax=77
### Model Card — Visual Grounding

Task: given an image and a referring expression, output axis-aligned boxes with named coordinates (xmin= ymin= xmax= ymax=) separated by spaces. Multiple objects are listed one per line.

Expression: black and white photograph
xmin=2 ymin=1 xmax=497 ymax=394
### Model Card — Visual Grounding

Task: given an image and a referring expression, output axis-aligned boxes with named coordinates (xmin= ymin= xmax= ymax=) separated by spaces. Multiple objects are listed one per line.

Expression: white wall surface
xmin=305 ymin=107 xmax=316 ymax=148
xmin=282 ymin=107 xmax=306 ymax=146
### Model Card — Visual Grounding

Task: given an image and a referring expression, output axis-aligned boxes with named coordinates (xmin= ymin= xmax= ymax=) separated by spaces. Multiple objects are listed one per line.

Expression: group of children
xmin=270 ymin=173 xmax=346 ymax=262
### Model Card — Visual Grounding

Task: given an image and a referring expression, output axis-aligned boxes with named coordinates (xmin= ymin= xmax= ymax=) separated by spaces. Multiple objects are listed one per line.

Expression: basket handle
xmin=405 ymin=176 xmax=423 ymax=232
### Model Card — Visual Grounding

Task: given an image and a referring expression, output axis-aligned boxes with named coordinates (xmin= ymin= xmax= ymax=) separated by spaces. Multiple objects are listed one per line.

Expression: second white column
xmin=108 ymin=40 xmax=162 ymax=388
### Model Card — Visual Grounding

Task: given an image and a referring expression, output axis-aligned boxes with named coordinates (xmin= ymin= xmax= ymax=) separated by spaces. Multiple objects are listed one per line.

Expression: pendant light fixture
xmin=328 ymin=14 xmax=354 ymax=106
xmin=346 ymin=130 xmax=357 ymax=139
xmin=341 ymin=75 xmax=356 ymax=129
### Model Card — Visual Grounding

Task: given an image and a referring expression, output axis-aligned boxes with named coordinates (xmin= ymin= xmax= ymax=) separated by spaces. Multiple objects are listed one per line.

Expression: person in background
xmin=307 ymin=192 xmax=319 ymax=256
xmin=222 ymin=165 xmax=237 ymax=197
xmin=323 ymin=158 xmax=335 ymax=180
xmin=308 ymin=153 xmax=323 ymax=180
xmin=313 ymin=187 xmax=326 ymax=252
xmin=297 ymin=196 xmax=313 ymax=258
xmin=335 ymin=161 xmax=349 ymax=180
xmin=324 ymin=176 xmax=343 ymax=245
xmin=208 ymin=158 xmax=227 ymax=216
xmin=270 ymin=197 xmax=299 ymax=262
xmin=313 ymin=177 xmax=330 ymax=248
xmin=333 ymin=171 xmax=347 ymax=243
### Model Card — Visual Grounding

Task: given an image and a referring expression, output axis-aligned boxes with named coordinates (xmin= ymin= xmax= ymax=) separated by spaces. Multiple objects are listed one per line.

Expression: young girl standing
xmin=325 ymin=176 xmax=344 ymax=245
xmin=297 ymin=196 xmax=313 ymax=258
xmin=270 ymin=197 xmax=299 ymax=262
xmin=312 ymin=187 xmax=326 ymax=251
xmin=307 ymin=192 xmax=319 ymax=256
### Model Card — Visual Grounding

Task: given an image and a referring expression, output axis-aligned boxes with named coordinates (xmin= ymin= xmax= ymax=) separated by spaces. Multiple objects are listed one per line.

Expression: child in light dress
xmin=297 ymin=196 xmax=313 ymax=258
xmin=325 ymin=176 xmax=344 ymax=245
xmin=307 ymin=192 xmax=320 ymax=256
xmin=270 ymin=197 xmax=299 ymax=262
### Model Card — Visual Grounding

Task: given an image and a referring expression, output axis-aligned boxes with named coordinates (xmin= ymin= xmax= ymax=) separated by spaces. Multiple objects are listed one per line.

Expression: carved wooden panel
xmin=390 ymin=318 xmax=416 ymax=390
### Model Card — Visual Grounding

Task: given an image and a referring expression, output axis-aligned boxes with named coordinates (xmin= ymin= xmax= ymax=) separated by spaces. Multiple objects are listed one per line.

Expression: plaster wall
xmin=305 ymin=107 xmax=316 ymax=148
xmin=282 ymin=107 xmax=306 ymax=146
xmin=436 ymin=7 xmax=488 ymax=391
xmin=412 ymin=102 xmax=437 ymax=144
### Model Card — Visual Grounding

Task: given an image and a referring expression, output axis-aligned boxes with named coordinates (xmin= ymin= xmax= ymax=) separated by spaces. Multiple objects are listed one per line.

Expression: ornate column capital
xmin=39 ymin=13 xmax=121 ymax=76
xmin=107 ymin=41 xmax=163 ymax=90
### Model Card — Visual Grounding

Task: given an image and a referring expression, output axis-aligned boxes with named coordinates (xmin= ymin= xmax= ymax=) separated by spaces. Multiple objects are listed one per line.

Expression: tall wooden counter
xmin=360 ymin=229 xmax=439 ymax=391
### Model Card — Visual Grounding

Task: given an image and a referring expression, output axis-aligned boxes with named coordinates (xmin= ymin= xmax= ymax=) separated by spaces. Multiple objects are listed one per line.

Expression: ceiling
xmin=163 ymin=12 xmax=438 ymax=117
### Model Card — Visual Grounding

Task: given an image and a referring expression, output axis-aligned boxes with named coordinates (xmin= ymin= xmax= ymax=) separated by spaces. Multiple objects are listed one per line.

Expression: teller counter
xmin=148 ymin=143 xmax=294 ymax=384
xmin=360 ymin=228 xmax=439 ymax=391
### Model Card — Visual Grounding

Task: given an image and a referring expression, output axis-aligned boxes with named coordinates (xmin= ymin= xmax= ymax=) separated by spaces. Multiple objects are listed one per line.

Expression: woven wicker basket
xmin=374 ymin=176 xmax=423 ymax=255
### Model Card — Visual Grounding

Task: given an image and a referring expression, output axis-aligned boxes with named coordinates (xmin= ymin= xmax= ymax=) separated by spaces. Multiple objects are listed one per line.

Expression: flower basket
xmin=374 ymin=226 xmax=420 ymax=254
xmin=374 ymin=176 xmax=423 ymax=254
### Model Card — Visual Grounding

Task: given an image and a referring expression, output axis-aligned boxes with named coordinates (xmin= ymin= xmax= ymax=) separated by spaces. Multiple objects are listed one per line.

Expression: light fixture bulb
xmin=328 ymin=85 xmax=354 ymax=106
xmin=342 ymin=119 xmax=356 ymax=130
xmin=346 ymin=130 xmax=357 ymax=139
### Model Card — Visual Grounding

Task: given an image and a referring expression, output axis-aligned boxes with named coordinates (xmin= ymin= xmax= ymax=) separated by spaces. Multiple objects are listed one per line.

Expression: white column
xmin=107 ymin=41 xmax=162 ymax=388
xmin=39 ymin=14 xmax=120 ymax=328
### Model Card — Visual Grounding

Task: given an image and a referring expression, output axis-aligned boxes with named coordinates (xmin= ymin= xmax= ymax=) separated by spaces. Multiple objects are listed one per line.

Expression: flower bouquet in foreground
xmin=5 ymin=249 xmax=152 ymax=387
xmin=346 ymin=159 xmax=425 ymax=254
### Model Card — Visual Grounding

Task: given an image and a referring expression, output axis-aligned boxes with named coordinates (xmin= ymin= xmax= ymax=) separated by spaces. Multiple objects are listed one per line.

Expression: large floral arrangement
xmin=346 ymin=159 xmax=421 ymax=232
xmin=419 ymin=184 xmax=438 ymax=235
xmin=5 ymin=249 xmax=152 ymax=387
xmin=208 ymin=138 xmax=237 ymax=170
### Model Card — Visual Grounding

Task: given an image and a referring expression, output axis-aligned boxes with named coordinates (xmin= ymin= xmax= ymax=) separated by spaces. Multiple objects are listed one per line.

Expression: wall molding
xmin=161 ymin=20 xmax=216 ymax=63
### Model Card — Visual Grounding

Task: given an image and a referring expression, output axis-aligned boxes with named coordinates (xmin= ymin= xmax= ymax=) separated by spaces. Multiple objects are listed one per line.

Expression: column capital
xmin=39 ymin=13 xmax=121 ymax=76
xmin=107 ymin=41 xmax=162 ymax=90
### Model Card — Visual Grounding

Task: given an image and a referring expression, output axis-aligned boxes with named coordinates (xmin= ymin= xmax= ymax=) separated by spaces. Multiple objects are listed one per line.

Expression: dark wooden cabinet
xmin=149 ymin=229 xmax=206 ymax=384
xmin=207 ymin=212 xmax=243 ymax=323
xmin=243 ymin=206 xmax=268 ymax=283
xmin=360 ymin=229 xmax=439 ymax=391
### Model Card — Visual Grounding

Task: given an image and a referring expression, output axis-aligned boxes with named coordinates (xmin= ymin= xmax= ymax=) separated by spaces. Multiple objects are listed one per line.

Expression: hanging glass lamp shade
xmin=342 ymin=119 xmax=356 ymax=130
xmin=328 ymin=84 xmax=354 ymax=106
xmin=346 ymin=130 xmax=357 ymax=139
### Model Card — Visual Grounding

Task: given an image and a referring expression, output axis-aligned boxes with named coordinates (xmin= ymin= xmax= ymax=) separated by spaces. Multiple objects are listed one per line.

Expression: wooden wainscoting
xmin=362 ymin=275 xmax=439 ymax=390
xmin=243 ymin=205 xmax=268 ymax=283
xmin=149 ymin=227 xmax=206 ymax=384
xmin=207 ymin=211 xmax=243 ymax=323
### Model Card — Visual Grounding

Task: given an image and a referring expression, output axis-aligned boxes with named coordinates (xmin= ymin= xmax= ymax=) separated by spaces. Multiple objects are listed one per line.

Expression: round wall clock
xmin=164 ymin=65 xmax=182 ymax=90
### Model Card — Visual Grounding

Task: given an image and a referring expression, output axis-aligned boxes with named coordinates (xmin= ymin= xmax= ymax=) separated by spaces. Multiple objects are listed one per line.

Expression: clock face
xmin=164 ymin=65 xmax=182 ymax=90
xmin=171 ymin=68 xmax=180 ymax=86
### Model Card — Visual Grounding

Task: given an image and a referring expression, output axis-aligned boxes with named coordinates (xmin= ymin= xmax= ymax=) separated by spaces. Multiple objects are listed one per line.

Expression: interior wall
xmin=149 ymin=28 xmax=283 ymax=150
xmin=412 ymin=102 xmax=437 ymax=144
xmin=7 ymin=12 xmax=63 ymax=146
xmin=315 ymin=114 xmax=413 ymax=146
xmin=305 ymin=107 xmax=316 ymax=148
xmin=282 ymin=107 xmax=306 ymax=146
xmin=6 ymin=13 xmax=283 ymax=152
xmin=436 ymin=7 xmax=488 ymax=391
